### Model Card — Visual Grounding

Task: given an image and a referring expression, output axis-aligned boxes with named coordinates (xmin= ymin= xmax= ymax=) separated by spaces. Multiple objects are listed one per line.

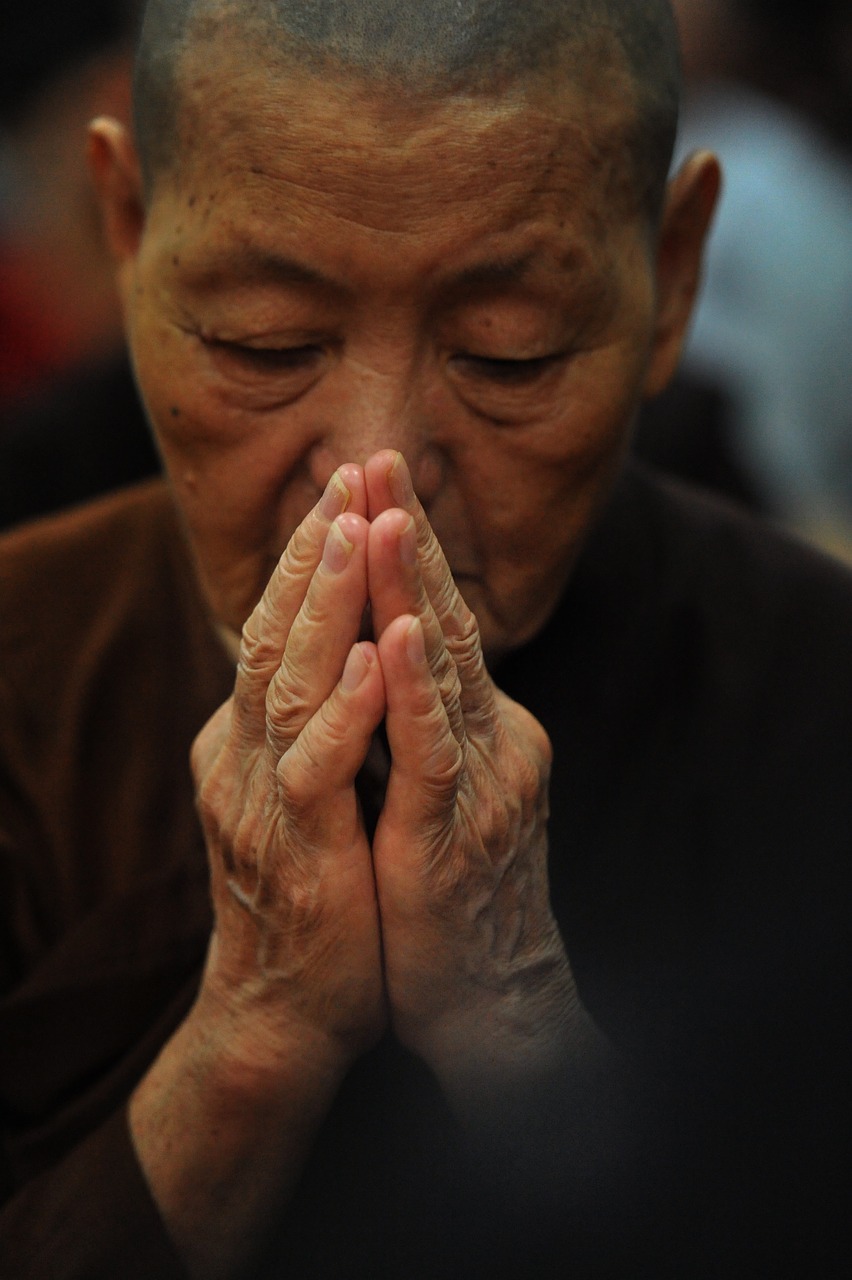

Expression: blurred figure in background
xmin=0 ymin=2 xmax=138 ymax=405
xmin=0 ymin=2 xmax=158 ymax=530
xmin=666 ymin=0 xmax=852 ymax=559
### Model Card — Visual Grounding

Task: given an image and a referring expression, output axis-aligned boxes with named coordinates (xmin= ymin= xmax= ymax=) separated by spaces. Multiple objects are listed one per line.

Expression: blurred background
xmin=638 ymin=0 xmax=852 ymax=560
xmin=0 ymin=1 xmax=158 ymax=529
xmin=1 ymin=0 xmax=851 ymax=561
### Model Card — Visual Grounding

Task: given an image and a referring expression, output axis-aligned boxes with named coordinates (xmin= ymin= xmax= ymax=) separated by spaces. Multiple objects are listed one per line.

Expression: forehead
xmin=162 ymin=41 xmax=641 ymax=226
xmin=138 ymin=54 xmax=650 ymax=323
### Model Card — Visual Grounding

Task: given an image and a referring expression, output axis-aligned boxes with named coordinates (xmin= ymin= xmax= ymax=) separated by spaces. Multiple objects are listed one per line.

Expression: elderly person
xmin=1 ymin=3 xmax=849 ymax=1277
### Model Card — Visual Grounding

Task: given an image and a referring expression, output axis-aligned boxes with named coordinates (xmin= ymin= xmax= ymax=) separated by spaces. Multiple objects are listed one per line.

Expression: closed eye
xmin=457 ymin=353 xmax=564 ymax=385
xmin=206 ymin=340 xmax=324 ymax=374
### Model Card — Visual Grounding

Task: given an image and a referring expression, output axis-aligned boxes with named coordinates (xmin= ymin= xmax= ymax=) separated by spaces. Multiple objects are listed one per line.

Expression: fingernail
xmin=406 ymin=617 xmax=426 ymax=664
xmin=318 ymin=471 xmax=351 ymax=522
xmin=322 ymin=518 xmax=354 ymax=573
xmin=388 ymin=452 xmax=415 ymax=509
xmin=398 ymin=516 xmax=418 ymax=567
xmin=341 ymin=643 xmax=372 ymax=691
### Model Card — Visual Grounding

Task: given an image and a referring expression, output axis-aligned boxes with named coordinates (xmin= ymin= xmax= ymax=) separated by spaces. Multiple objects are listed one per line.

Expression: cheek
xmin=132 ymin=320 xmax=312 ymax=516
xmin=457 ymin=393 xmax=635 ymax=649
xmin=129 ymin=323 xmax=322 ymax=625
xmin=464 ymin=388 xmax=633 ymax=558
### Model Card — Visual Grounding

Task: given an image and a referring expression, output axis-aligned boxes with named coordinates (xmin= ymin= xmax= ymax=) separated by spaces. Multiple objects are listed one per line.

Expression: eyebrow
xmin=182 ymin=248 xmax=349 ymax=295
xmin=444 ymin=254 xmax=538 ymax=293
xmin=182 ymin=247 xmax=585 ymax=300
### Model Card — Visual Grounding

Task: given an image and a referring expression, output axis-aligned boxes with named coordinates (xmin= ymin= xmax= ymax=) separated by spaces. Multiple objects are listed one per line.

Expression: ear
xmin=87 ymin=117 xmax=145 ymax=266
xmin=642 ymin=151 xmax=722 ymax=400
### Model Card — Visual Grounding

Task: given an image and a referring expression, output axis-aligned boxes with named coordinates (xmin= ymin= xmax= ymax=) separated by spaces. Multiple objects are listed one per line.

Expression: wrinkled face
xmin=122 ymin=54 xmax=662 ymax=659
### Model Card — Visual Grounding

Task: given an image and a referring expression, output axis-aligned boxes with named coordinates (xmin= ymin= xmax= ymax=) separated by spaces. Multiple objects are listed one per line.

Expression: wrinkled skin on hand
xmin=365 ymin=452 xmax=577 ymax=1088
xmin=191 ymin=451 xmax=581 ymax=1092
xmin=190 ymin=463 xmax=388 ymax=1069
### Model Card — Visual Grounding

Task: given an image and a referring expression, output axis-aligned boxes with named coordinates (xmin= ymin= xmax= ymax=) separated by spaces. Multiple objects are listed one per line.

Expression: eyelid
xmin=457 ymin=351 xmax=566 ymax=383
xmin=204 ymin=337 xmax=325 ymax=371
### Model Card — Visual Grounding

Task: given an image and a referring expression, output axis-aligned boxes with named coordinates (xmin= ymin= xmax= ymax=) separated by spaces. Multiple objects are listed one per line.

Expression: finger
xmin=233 ymin=464 xmax=364 ymax=742
xmin=276 ymin=640 xmax=386 ymax=818
xmin=377 ymin=615 xmax=463 ymax=821
xmin=369 ymin=505 xmax=498 ymax=750
xmin=189 ymin=699 xmax=232 ymax=782
xmin=368 ymin=509 xmax=466 ymax=745
xmin=364 ymin=447 xmax=405 ymax=522
xmin=366 ymin=452 xmax=496 ymax=732
xmin=266 ymin=512 xmax=370 ymax=758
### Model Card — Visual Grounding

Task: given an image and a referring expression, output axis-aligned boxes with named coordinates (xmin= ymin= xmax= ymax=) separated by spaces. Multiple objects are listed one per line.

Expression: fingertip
xmin=378 ymin=614 xmax=425 ymax=669
xmin=317 ymin=469 xmax=352 ymax=522
xmin=337 ymin=463 xmax=367 ymax=518
xmin=365 ymin=449 xmax=398 ymax=482
xmin=341 ymin=640 xmax=381 ymax=693
xmin=336 ymin=510 xmax=369 ymax=545
xmin=365 ymin=449 xmax=414 ymax=520
xmin=368 ymin=506 xmax=416 ymax=555
xmin=387 ymin=451 xmax=415 ymax=510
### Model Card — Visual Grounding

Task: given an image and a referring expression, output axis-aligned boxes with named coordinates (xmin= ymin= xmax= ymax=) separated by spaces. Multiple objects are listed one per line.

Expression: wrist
xmin=195 ymin=926 xmax=386 ymax=1084
xmin=129 ymin=992 xmax=353 ymax=1280
xmin=412 ymin=964 xmax=612 ymax=1119
xmin=187 ymin=980 xmax=362 ymax=1106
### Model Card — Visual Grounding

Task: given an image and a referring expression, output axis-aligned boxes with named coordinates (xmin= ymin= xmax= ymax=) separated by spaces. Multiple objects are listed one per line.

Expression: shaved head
xmin=133 ymin=0 xmax=680 ymax=217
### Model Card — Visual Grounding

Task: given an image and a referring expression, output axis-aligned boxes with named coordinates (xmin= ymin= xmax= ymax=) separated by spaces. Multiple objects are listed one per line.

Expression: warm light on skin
xmin=106 ymin=55 xmax=688 ymax=661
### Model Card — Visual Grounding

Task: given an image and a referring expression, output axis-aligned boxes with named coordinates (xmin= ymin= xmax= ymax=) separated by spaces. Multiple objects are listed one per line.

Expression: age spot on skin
xmin=170 ymin=406 xmax=181 ymax=417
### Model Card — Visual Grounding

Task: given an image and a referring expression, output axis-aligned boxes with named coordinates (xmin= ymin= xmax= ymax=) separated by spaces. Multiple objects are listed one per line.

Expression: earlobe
xmin=87 ymin=117 xmax=146 ymax=265
xmin=643 ymin=150 xmax=722 ymax=400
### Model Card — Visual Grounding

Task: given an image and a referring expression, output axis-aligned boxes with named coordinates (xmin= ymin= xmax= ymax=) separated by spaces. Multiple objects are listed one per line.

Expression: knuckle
xmin=496 ymin=732 xmax=547 ymax=810
xmin=313 ymin=694 xmax=351 ymax=751
xmin=515 ymin=749 xmax=547 ymax=810
xmin=455 ymin=640 xmax=487 ymax=693
xmin=535 ymin=725 xmax=553 ymax=778
xmin=275 ymin=752 xmax=321 ymax=824
xmin=429 ymin=564 xmax=457 ymax=617
xmin=448 ymin=600 xmax=480 ymax=650
xmin=282 ymin=519 xmax=321 ymax=575
xmin=498 ymin=694 xmax=553 ymax=778
xmin=521 ymin=712 xmax=553 ymax=780
xmin=195 ymin=769 xmax=230 ymax=843
xmin=239 ymin=610 xmax=281 ymax=676
xmin=271 ymin=690 xmax=354 ymax=817
xmin=476 ymin=790 xmax=514 ymax=856
xmin=421 ymin=732 xmax=464 ymax=799
xmin=190 ymin=701 xmax=231 ymax=781
xmin=449 ymin=613 xmax=485 ymax=676
xmin=433 ymin=649 xmax=463 ymax=710
xmin=265 ymin=676 xmax=310 ymax=741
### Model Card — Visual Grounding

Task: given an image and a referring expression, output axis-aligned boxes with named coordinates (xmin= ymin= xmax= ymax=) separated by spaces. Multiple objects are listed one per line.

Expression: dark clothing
xmin=0 ymin=466 xmax=850 ymax=1277
xmin=0 ymin=356 xmax=160 ymax=533
xmin=633 ymin=371 xmax=765 ymax=510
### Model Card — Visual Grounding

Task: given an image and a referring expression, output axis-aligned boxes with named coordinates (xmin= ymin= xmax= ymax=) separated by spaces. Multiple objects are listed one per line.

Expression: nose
xmin=307 ymin=354 xmax=444 ymax=510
